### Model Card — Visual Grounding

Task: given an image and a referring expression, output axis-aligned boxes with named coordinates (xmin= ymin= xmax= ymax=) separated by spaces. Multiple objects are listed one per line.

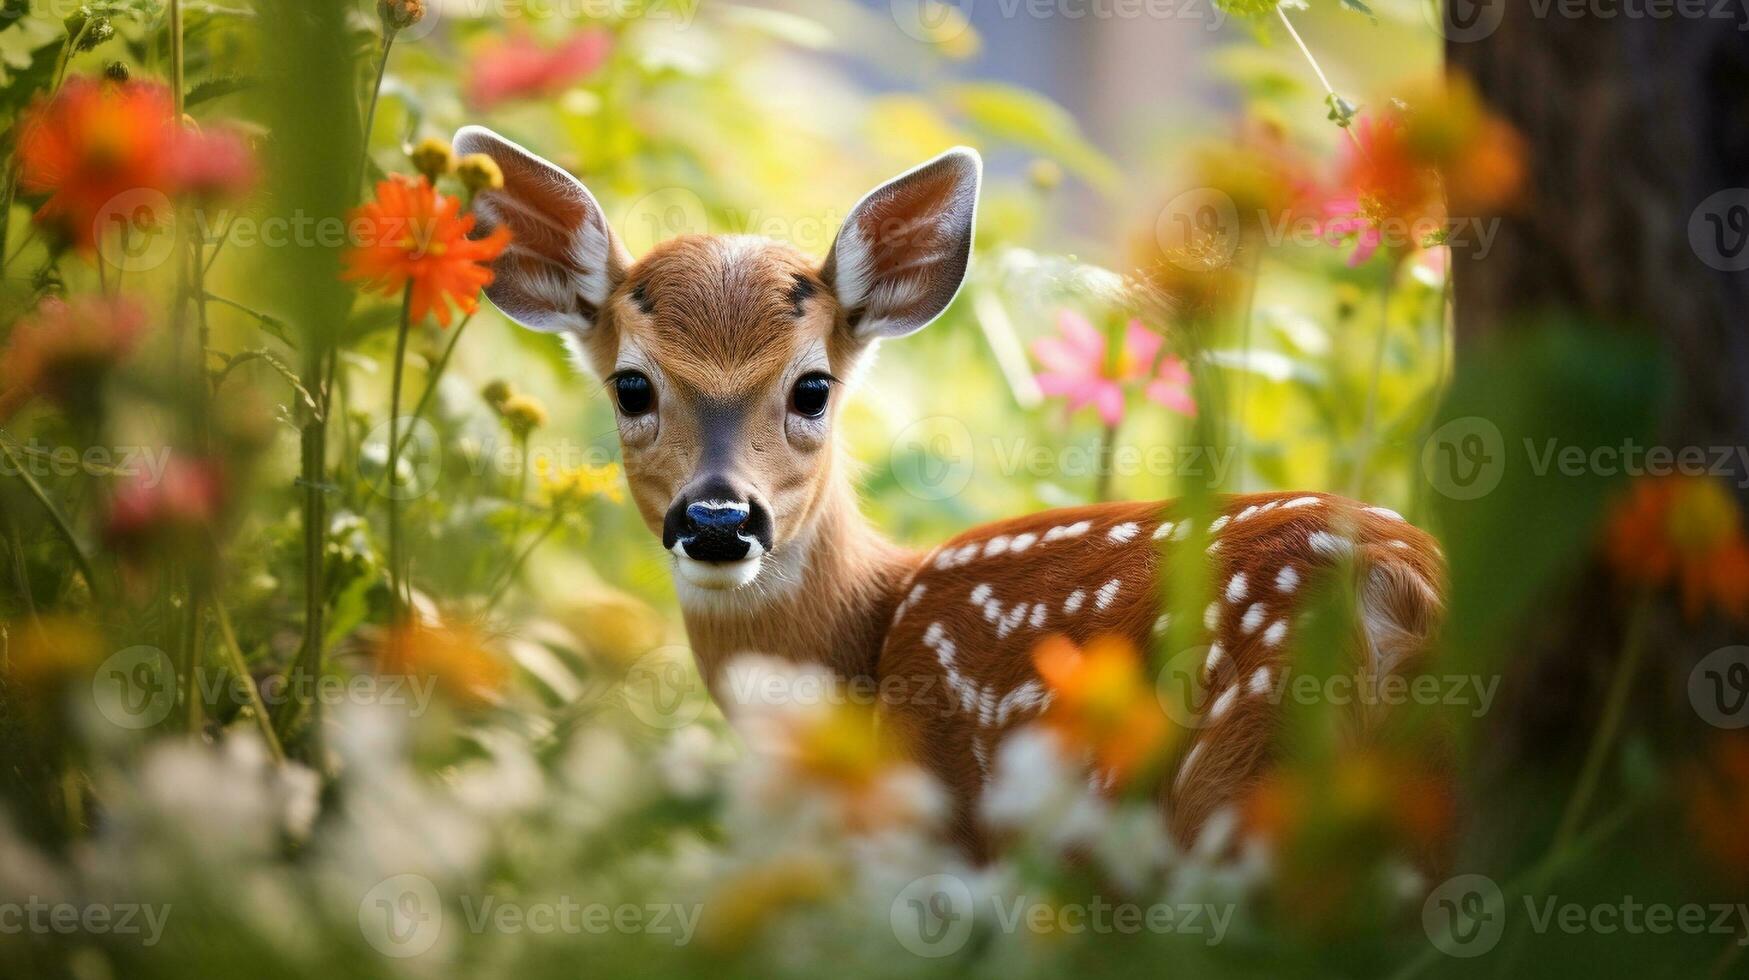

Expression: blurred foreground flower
xmin=1031 ymin=310 xmax=1195 ymax=427
xmin=1687 ymin=734 xmax=1749 ymax=886
xmin=536 ymin=457 xmax=623 ymax=509
xmin=376 ymin=620 xmax=509 ymax=711
xmin=104 ymin=456 xmax=225 ymax=573
xmin=467 ymin=29 xmax=612 ymax=109
xmin=1320 ymin=114 xmax=1444 ymax=267
xmin=0 ymin=294 xmax=147 ymax=420
xmin=1603 ymin=475 xmax=1749 ymax=622
xmin=342 ymin=175 xmax=511 ymax=328
xmin=1032 ymin=634 xmax=1172 ymax=787
xmin=18 ymin=78 xmax=254 ymax=250
xmin=2 ymin=616 xmax=104 ymax=700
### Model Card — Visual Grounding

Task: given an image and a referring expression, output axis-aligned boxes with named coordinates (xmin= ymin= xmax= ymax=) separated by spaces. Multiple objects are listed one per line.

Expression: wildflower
xmin=1320 ymin=114 xmax=1444 ymax=267
xmin=342 ymin=175 xmax=512 ymax=328
xmin=103 ymin=61 xmax=128 ymax=83
xmin=1032 ymin=634 xmax=1172 ymax=786
xmin=1603 ymin=475 xmax=1749 ymax=621
xmin=169 ymin=124 xmax=257 ymax=201
xmin=3 ymin=616 xmax=104 ymax=696
xmin=536 ymin=457 xmax=623 ymax=509
xmin=465 ymin=28 xmax=612 ymax=109
xmin=1687 ymin=734 xmax=1749 ymax=885
xmin=480 ymin=379 xmax=512 ymax=409
xmin=17 ymin=79 xmax=177 ymax=249
xmin=103 ymin=456 xmax=226 ymax=571
xmin=376 ymin=620 xmax=508 ymax=711
xmin=499 ymin=393 xmax=548 ymax=438
xmin=1 ymin=294 xmax=148 ymax=419
xmin=1031 ymin=310 xmax=1195 ymax=428
xmin=377 ymin=0 xmax=425 ymax=33
xmin=1395 ymin=74 xmax=1525 ymax=215
xmin=456 ymin=153 xmax=504 ymax=194
xmin=409 ymin=137 xmax=454 ymax=183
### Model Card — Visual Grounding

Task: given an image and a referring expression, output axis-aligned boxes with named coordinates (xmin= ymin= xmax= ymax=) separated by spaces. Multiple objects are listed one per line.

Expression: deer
xmin=453 ymin=125 xmax=1448 ymax=861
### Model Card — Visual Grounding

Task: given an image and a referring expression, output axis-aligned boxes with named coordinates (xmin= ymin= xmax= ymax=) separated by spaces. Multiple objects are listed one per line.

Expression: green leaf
xmin=1338 ymin=0 xmax=1376 ymax=18
xmin=0 ymin=38 xmax=59 ymax=135
xmin=1325 ymin=92 xmax=1358 ymax=128
xmin=943 ymin=82 xmax=1122 ymax=195
xmin=186 ymin=74 xmax=256 ymax=109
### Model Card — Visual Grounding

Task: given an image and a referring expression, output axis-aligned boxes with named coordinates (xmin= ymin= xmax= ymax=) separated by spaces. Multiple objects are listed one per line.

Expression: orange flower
xmin=377 ymin=620 xmax=509 ymax=710
xmin=342 ymin=175 xmax=511 ymax=328
xmin=1687 ymin=734 xmax=1749 ymax=886
xmin=17 ymin=79 xmax=177 ymax=249
xmin=1 ymin=293 xmax=148 ymax=419
xmin=1032 ymin=634 xmax=1172 ymax=786
xmin=1603 ymin=475 xmax=1749 ymax=622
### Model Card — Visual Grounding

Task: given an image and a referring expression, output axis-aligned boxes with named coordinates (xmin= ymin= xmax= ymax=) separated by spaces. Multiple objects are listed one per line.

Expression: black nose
xmin=663 ymin=481 xmax=772 ymax=562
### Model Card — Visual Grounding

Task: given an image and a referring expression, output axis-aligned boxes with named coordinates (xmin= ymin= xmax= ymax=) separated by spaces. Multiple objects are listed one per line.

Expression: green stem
xmin=179 ymin=582 xmax=203 ymax=733
xmin=1349 ymin=261 xmax=1397 ymax=498
xmin=385 ymin=286 xmax=414 ymax=622
xmin=169 ymin=0 xmax=184 ymax=117
xmin=1093 ymin=422 xmax=1118 ymax=503
xmin=1228 ymin=236 xmax=1263 ymax=492
xmin=1551 ymin=594 xmax=1652 ymax=850
xmin=398 ymin=312 xmax=475 ymax=456
xmin=1275 ymin=5 xmax=1363 ymax=151
xmin=0 ymin=441 xmax=98 ymax=601
xmin=213 ymin=602 xmax=285 ymax=762
xmin=356 ymin=32 xmax=397 ymax=193
xmin=484 ymin=513 xmax=562 ymax=614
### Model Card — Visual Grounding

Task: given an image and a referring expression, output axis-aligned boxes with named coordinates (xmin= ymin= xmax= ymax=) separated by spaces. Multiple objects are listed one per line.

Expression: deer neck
xmin=675 ymin=471 xmax=916 ymax=701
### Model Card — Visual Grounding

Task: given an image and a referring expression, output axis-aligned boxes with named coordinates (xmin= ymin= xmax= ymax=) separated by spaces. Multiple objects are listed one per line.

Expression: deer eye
xmin=612 ymin=372 xmax=654 ymax=417
xmin=790 ymin=373 xmax=832 ymax=419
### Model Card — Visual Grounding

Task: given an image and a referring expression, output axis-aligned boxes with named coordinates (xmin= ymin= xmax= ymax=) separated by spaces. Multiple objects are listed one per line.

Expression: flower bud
xmin=409 ymin=137 xmax=454 ymax=183
xmin=456 ymin=153 xmax=504 ymax=194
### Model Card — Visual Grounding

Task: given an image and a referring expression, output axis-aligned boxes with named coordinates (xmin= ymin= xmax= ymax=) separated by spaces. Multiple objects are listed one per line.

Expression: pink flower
xmin=466 ymin=29 xmax=612 ymax=109
xmin=1031 ymin=310 xmax=1196 ymax=427
xmin=171 ymin=126 xmax=257 ymax=201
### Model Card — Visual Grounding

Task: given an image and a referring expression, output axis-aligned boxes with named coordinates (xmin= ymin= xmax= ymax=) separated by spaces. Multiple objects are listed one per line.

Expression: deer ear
xmin=453 ymin=125 xmax=629 ymax=335
xmin=823 ymin=147 xmax=981 ymax=341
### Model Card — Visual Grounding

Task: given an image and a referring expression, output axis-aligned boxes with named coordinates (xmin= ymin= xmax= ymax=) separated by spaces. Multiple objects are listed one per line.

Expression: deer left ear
xmin=823 ymin=147 xmax=981 ymax=341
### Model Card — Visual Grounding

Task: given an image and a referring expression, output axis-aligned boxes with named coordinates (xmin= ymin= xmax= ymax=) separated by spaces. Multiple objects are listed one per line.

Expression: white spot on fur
xmin=1152 ymin=612 xmax=1172 ymax=636
xmin=1275 ymin=566 xmax=1300 ymax=593
xmin=1209 ymin=686 xmax=1239 ymax=721
xmin=1248 ymin=667 xmax=1272 ymax=695
xmin=1240 ymin=603 xmax=1267 ymax=634
xmin=1309 ymin=530 xmax=1353 ymax=559
xmin=1175 ymin=743 xmax=1205 ymax=793
xmin=1388 ymin=539 xmax=1410 ymax=549
xmin=1107 ymin=522 xmax=1140 ymax=544
xmin=1203 ymin=643 xmax=1224 ymax=675
xmin=984 ymin=535 xmax=1011 ymax=557
xmin=1262 ymin=620 xmax=1288 ymax=647
xmin=995 ymin=680 xmax=1051 ymax=726
xmin=1235 ymin=505 xmax=1259 ymax=522
xmin=1173 ymin=522 xmax=1192 ymax=541
xmin=1029 ymin=603 xmax=1048 ymax=629
xmin=1225 ymin=572 xmax=1249 ymax=603
xmin=1093 ymin=578 xmax=1121 ymax=611
xmin=969 ymin=583 xmax=992 ymax=605
xmin=1366 ymin=505 xmax=1406 ymax=522
xmin=1152 ymin=521 xmax=1175 ymax=541
xmin=1282 ymin=495 xmax=1321 ymax=509
xmin=1064 ymin=589 xmax=1086 ymax=615
xmin=1010 ymin=531 xmax=1038 ymax=552
xmin=1203 ymin=602 xmax=1221 ymax=631
xmin=1208 ymin=515 xmax=1230 ymax=534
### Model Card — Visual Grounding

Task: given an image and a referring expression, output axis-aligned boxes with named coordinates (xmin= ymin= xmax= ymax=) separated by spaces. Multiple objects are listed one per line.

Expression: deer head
xmin=453 ymin=126 xmax=980 ymax=599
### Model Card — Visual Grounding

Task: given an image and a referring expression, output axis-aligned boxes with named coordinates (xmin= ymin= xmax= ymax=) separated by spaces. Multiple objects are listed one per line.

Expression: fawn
xmin=455 ymin=126 xmax=1447 ymax=858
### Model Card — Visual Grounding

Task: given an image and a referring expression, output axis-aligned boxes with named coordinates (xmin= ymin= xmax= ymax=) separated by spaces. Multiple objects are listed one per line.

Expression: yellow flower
xmin=377 ymin=620 xmax=508 ymax=711
xmin=456 ymin=153 xmax=504 ymax=193
xmin=4 ymin=616 xmax=104 ymax=694
xmin=499 ymin=393 xmax=548 ymax=438
xmin=409 ymin=137 xmax=454 ymax=183
xmin=536 ymin=457 xmax=623 ymax=508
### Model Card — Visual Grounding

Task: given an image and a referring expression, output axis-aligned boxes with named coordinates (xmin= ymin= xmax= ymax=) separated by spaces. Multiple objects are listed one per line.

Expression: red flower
xmin=466 ymin=29 xmax=612 ymax=109
xmin=17 ymin=78 xmax=258 ymax=251
xmin=1604 ymin=475 xmax=1749 ymax=622
xmin=1320 ymin=114 xmax=1444 ymax=267
xmin=17 ymin=79 xmax=179 ymax=249
xmin=0 ymin=294 xmax=148 ymax=419
xmin=103 ymin=456 xmax=225 ymax=567
xmin=342 ymin=175 xmax=512 ymax=328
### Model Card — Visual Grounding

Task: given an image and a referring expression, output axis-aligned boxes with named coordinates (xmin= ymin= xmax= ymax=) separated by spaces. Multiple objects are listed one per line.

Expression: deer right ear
xmin=453 ymin=125 xmax=629 ymax=336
